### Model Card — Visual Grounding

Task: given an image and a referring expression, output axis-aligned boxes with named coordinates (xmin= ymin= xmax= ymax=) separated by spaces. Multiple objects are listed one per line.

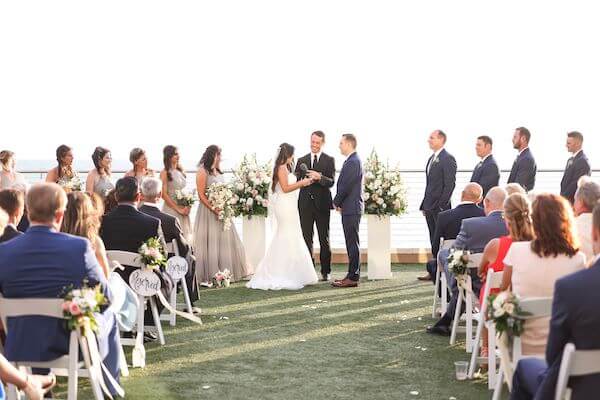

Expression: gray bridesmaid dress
xmin=162 ymin=169 xmax=193 ymax=242
xmin=193 ymin=169 xmax=253 ymax=283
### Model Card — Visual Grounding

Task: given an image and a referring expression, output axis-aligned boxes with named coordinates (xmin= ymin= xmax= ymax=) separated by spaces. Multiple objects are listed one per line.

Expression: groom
xmin=332 ymin=134 xmax=364 ymax=288
xmin=295 ymin=131 xmax=336 ymax=281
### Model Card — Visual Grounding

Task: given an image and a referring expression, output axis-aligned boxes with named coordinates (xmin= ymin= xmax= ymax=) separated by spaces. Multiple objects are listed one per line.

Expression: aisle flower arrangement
xmin=62 ymin=284 xmax=107 ymax=333
xmin=138 ymin=237 xmax=167 ymax=270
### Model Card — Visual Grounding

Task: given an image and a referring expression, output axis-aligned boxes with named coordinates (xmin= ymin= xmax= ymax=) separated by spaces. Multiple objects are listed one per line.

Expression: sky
xmin=1 ymin=0 xmax=599 ymax=171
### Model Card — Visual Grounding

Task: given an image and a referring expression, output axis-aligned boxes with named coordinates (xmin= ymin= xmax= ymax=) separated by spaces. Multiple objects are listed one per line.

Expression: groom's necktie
xmin=313 ymin=154 xmax=318 ymax=169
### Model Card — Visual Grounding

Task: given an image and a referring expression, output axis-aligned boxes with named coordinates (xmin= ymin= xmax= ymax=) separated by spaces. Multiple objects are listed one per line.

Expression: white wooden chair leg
xmin=182 ymin=278 xmax=193 ymax=312
xmin=68 ymin=333 xmax=79 ymax=400
xmin=492 ymin=369 xmax=503 ymax=400
xmin=432 ymin=267 xmax=441 ymax=318
xmin=169 ymin=285 xmax=177 ymax=326
xmin=149 ymin=297 xmax=165 ymax=345
xmin=468 ymin=311 xmax=484 ymax=378
xmin=450 ymin=289 xmax=463 ymax=346
xmin=466 ymin=290 xmax=473 ymax=353
xmin=118 ymin=336 xmax=130 ymax=377
xmin=488 ymin=325 xmax=497 ymax=389
xmin=441 ymin=274 xmax=448 ymax=315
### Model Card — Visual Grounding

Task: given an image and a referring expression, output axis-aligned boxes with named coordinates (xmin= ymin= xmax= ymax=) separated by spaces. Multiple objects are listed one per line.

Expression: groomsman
xmin=560 ymin=131 xmax=591 ymax=204
xmin=294 ymin=131 xmax=336 ymax=281
xmin=419 ymin=130 xmax=457 ymax=251
xmin=470 ymin=135 xmax=499 ymax=198
xmin=508 ymin=127 xmax=537 ymax=191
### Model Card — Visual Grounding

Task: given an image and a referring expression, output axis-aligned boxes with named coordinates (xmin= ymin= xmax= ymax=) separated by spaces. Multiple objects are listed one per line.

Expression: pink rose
xmin=62 ymin=301 xmax=71 ymax=312
xmin=69 ymin=302 xmax=82 ymax=316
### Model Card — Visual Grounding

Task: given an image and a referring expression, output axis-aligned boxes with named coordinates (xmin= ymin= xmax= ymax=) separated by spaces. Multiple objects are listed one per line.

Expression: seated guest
xmin=477 ymin=193 xmax=534 ymax=358
xmin=61 ymin=192 xmax=110 ymax=277
xmin=502 ymin=194 xmax=586 ymax=356
xmin=572 ymin=180 xmax=600 ymax=263
xmin=506 ymin=183 xmax=526 ymax=196
xmin=0 ymin=183 xmax=121 ymax=395
xmin=0 ymin=189 xmax=24 ymax=243
xmin=427 ymin=186 xmax=508 ymax=336
xmin=103 ymin=188 xmax=119 ymax=215
xmin=510 ymin=203 xmax=600 ymax=400
xmin=0 ymin=209 xmax=7 ymax=237
xmin=100 ymin=177 xmax=173 ymax=334
xmin=420 ymin=183 xmax=485 ymax=281
xmin=0 ymin=353 xmax=56 ymax=400
xmin=139 ymin=177 xmax=198 ymax=305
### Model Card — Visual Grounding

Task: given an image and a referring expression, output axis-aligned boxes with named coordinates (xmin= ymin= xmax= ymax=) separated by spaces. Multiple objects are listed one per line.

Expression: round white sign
xmin=129 ymin=269 xmax=161 ymax=296
xmin=166 ymin=256 xmax=189 ymax=281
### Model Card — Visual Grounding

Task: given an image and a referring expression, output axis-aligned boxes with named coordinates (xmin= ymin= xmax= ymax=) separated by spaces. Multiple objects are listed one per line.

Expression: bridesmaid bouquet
xmin=207 ymin=182 xmax=236 ymax=231
xmin=231 ymin=154 xmax=271 ymax=217
xmin=62 ymin=283 xmax=107 ymax=333
xmin=57 ymin=174 xmax=83 ymax=192
xmin=486 ymin=291 xmax=529 ymax=339
xmin=212 ymin=269 xmax=232 ymax=288
xmin=175 ymin=189 xmax=197 ymax=207
xmin=363 ymin=149 xmax=407 ymax=217
xmin=137 ymin=237 xmax=167 ymax=270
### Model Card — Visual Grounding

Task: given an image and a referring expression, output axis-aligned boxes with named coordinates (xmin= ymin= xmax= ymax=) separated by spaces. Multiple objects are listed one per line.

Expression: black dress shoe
xmin=426 ymin=325 xmax=451 ymax=336
xmin=143 ymin=332 xmax=158 ymax=343
xmin=320 ymin=273 xmax=330 ymax=282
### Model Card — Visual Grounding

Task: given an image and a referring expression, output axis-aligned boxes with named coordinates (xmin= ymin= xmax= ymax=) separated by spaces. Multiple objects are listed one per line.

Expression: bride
xmin=247 ymin=143 xmax=319 ymax=290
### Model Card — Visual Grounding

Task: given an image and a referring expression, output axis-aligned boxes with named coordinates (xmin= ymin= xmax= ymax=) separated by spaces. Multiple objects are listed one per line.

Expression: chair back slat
xmin=441 ymin=239 xmax=455 ymax=250
xmin=520 ymin=297 xmax=553 ymax=319
xmin=106 ymin=250 xmax=145 ymax=269
xmin=164 ymin=239 xmax=180 ymax=257
xmin=0 ymin=297 xmax=64 ymax=330
xmin=570 ymin=349 xmax=600 ymax=375
xmin=467 ymin=253 xmax=484 ymax=269
xmin=488 ymin=271 xmax=504 ymax=290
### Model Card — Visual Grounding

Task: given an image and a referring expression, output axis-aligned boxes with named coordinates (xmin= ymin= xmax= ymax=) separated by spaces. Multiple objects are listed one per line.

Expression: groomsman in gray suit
xmin=470 ymin=135 xmax=500 ymax=199
xmin=508 ymin=127 xmax=537 ymax=191
xmin=560 ymin=131 xmax=591 ymax=204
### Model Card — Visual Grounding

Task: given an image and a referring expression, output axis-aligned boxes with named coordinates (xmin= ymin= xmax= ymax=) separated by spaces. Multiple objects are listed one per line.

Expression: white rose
xmin=246 ymin=198 xmax=254 ymax=206
xmin=503 ymin=303 xmax=515 ymax=315
xmin=376 ymin=198 xmax=384 ymax=205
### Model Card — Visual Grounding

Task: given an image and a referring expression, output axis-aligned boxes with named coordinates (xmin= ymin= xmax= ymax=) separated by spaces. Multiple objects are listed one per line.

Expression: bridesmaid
xmin=193 ymin=145 xmax=252 ymax=284
xmin=124 ymin=147 xmax=155 ymax=185
xmin=46 ymin=145 xmax=80 ymax=189
xmin=160 ymin=145 xmax=192 ymax=241
xmin=85 ymin=146 xmax=115 ymax=200
xmin=0 ymin=150 xmax=26 ymax=190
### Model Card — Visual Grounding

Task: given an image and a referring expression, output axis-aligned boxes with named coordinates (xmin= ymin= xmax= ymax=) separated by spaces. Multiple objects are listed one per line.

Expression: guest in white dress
xmin=160 ymin=145 xmax=192 ymax=241
xmin=573 ymin=180 xmax=600 ymax=263
xmin=193 ymin=145 xmax=253 ymax=283
xmin=45 ymin=145 xmax=78 ymax=189
xmin=0 ymin=150 xmax=26 ymax=190
xmin=124 ymin=147 xmax=155 ymax=185
xmin=247 ymin=143 xmax=317 ymax=290
xmin=85 ymin=146 xmax=115 ymax=200
xmin=502 ymin=193 xmax=586 ymax=356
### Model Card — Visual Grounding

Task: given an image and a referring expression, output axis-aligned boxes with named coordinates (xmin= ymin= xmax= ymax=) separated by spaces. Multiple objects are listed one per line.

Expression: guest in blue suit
xmin=560 ymin=131 xmax=591 ymax=204
xmin=420 ymin=130 xmax=457 ymax=252
xmin=508 ymin=127 xmax=537 ymax=192
xmin=470 ymin=135 xmax=500 ymax=199
xmin=0 ymin=183 xmax=121 ymax=395
xmin=511 ymin=202 xmax=600 ymax=400
xmin=422 ymin=183 xmax=486 ymax=281
xmin=427 ymin=186 xmax=508 ymax=335
xmin=332 ymin=134 xmax=364 ymax=288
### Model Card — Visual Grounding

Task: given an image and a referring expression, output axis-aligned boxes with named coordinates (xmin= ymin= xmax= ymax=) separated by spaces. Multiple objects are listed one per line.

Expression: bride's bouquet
xmin=231 ymin=154 xmax=271 ymax=218
xmin=207 ymin=182 xmax=236 ymax=231
xmin=363 ymin=149 xmax=407 ymax=217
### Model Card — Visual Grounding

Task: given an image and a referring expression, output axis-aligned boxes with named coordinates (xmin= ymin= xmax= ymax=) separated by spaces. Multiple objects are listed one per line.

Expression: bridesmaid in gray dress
xmin=193 ymin=145 xmax=253 ymax=283
xmin=85 ymin=147 xmax=115 ymax=200
xmin=160 ymin=145 xmax=192 ymax=241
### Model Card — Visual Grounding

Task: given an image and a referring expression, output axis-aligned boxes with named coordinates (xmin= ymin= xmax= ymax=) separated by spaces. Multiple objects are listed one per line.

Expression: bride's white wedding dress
xmin=246 ymin=173 xmax=318 ymax=290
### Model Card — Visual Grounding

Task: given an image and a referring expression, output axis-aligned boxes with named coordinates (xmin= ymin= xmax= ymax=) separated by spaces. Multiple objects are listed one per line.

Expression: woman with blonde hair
xmin=61 ymin=192 xmax=110 ymax=277
xmin=0 ymin=150 xmax=26 ymax=190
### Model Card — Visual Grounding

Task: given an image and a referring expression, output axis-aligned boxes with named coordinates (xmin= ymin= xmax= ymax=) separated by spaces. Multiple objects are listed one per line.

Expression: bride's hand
xmin=300 ymin=178 xmax=312 ymax=187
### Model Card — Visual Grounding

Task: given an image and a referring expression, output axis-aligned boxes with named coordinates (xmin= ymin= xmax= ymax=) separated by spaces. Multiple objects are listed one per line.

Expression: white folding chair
xmin=431 ymin=238 xmax=455 ymax=318
xmin=106 ymin=250 xmax=166 ymax=348
xmin=450 ymin=252 xmax=483 ymax=353
xmin=492 ymin=297 xmax=553 ymax=400
xmin=0 ymin=297 xmax=106 ymax=400
xmin=161 ymin=240 xmax=194 ymax=327
xmin=468 ymin=269 xmax=504 ymax=388
xmin=555 ymin=343 xmax=600 ymax=400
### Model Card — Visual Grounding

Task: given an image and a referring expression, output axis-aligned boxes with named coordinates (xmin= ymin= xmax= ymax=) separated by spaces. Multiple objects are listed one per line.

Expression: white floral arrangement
xmin=137 ymin=237 xmax=166 ymax=270
xmin=62 ymin=283 xmax=107 ymax=332
xmin=175 ymin=189 xmax=198 ymax=207
xmin=207 ymin=182 xmax=236 ymax=231
xmin=447 ymin=249 xmax=471 ymax=288
xmin=486 ymin=291 xmax=529 ymax=338
xmin=363 ymin=149 xmax=407 ymax=217
xmin=57 ymin=173 xmax=83 ymax=192
xmin=213 ymin=269 xmax=232 ymax=288
xmin=231 ymin=154 xmax=271 ymax=217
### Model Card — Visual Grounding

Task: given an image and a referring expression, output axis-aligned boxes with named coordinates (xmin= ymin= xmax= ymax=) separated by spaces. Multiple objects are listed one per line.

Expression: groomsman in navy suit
xmin=510 ymin=204 xmax=600 ymax=399
xmin=332 ymin=134 xmax=364 ymax=288
xmin=419 ymin=130 xmax=457 ymax=257
xmin=560 ymin=131 xmax=591 ymax=204
xmin=470 ymin=135 xmax=500 ymax=199
xmin=0 ymin=183 xmax=121 ymax=395
xmin=508 ymin=127 xmax=537 ymax=191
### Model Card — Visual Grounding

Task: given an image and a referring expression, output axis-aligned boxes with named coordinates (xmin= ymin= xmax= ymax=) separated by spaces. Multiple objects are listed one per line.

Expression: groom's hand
xmin=307 ymin=170 xmax=321 ymax=181
xmin=336 ymin=207 xmax=342 ymax=213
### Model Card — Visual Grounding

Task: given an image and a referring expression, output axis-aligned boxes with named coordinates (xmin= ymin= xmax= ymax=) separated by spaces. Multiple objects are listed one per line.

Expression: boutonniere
xmin=432 ymin=157 xmax=440 ymax=165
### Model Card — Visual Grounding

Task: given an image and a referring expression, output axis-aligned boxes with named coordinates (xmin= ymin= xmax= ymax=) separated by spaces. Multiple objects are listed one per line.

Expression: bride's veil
xmin=267 ymin=145 xmax=282 ymax=236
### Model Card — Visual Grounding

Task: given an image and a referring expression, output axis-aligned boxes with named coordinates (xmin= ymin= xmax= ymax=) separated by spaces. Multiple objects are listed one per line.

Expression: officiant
xmin=294 ymin=131 xmax=336 ymax=282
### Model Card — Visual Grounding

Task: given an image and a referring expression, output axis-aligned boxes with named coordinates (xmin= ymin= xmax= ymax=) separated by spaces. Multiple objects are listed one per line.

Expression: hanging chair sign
xmin=166 ymin=256 xmax=188 ymax=281
xmin=129 ymin=269 xmax=161 ymax=296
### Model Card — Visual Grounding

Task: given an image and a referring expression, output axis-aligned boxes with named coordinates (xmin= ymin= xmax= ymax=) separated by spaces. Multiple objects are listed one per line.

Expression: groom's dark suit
xmin=294 ymin=152 xmax=336 ymax=276
xmin=333 ymin=152 xmax=363 ymax=281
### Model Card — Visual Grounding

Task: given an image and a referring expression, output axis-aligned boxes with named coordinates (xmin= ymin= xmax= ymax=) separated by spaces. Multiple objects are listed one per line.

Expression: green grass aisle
xmin=60 ymin=264 xmax=489 ymax=399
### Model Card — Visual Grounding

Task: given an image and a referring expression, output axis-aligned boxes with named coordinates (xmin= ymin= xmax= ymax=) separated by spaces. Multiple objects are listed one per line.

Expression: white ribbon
xmin=155 ymin=290 xmax=203 ymax=324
